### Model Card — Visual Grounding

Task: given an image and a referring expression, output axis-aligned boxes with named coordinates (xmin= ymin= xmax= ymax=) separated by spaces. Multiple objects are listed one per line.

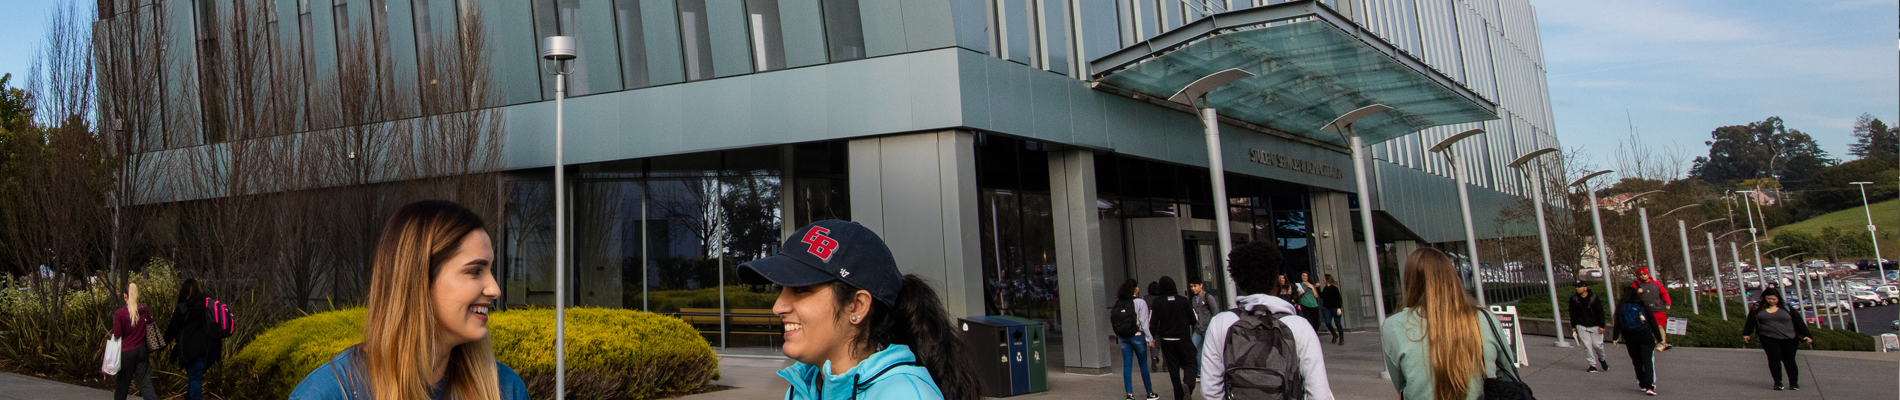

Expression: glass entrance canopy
xmin=1089 ymin=1 xmax=1497 ymax=146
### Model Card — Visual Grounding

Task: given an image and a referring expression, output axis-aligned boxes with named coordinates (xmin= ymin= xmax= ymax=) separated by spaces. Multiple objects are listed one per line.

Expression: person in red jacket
xmin=1630 ymin=268 xmax=1673 ymax=350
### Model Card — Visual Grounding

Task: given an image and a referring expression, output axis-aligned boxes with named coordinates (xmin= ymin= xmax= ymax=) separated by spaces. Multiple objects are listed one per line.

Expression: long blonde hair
xmin=361 ymin=200 xmax=500 ymax=400
xmin=1401 ymin=248 xmax=1482 ymax=400
xmin=125 ymin=282 xmax=141 ymax=324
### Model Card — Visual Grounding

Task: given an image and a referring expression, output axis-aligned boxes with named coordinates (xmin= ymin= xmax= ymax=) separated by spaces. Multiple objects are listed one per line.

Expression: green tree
xmin=1849 ymin=113 xmax=1897 ymax=161
xmin=1690 ymin=117 xmax=1835 ymax=189
xmin=1792 ymin=158 xmax=1899 ymax=219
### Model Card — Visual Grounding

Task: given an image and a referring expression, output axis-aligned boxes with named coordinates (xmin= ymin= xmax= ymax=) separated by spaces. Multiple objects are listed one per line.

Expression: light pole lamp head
xmin=1508 ymin=147 xmax=1559 ymax=169
xmin=1167 ymin=68 xmax=1254 ymax=107
xmin=1570 ymin=170 xmax=1613 ymax=187
xmin=1850 ymin=181 xmax=1873 ymax=185
xmin=541 ymin=36 xmax=577 ymax=75
xmin=1429 ymin=129 xmax=1484 ymax=154
xmin=1321 ymin=104 xmax=1393 ymax=137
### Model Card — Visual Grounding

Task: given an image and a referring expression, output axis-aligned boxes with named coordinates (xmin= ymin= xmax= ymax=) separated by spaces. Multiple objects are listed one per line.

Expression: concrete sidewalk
xmin=0 ymin=372 xmax=111 ymax=400
xmin=689 ymin=330 xmax=1900 ymax=399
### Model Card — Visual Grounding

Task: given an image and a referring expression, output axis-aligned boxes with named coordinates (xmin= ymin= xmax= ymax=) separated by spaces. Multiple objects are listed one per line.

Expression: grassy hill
xmin=1768 ymin=198 xmax=1898 ymax=260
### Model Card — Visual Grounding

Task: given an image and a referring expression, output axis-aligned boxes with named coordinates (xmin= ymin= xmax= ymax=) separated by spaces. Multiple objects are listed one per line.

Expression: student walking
xmin=1200 ymin=241 xmax=1333 ymax=400
xmin=164 ymin=279 xmax=224 ymax=400
xmin=110 ymin=282 xmax=159 ymax=400
xmin=1320 ymin=274 xmax=1345 ymax=345
xmin=736 ymin=220 xmax=982 ymax=400
xmin=1630 ymin=268 xmax=1673 ymax=350
xmin=1568 ymin=281 xmax=1608 ymax=372
xmin=1611 ymin=286 xmax=1663 ymax=395
xmin=290 ymin=201 xmax=529 ymax=400
xmin=1188 ymin=279 xmax=1221 ymax=351
xmin=1148 ymin=277 xmax=1199 ymax=400
xmin=1742 ymin=288 xmax=1812 ymax=391
xmin=1111 ymin=279 xmax=1158 ymax=400
xmin=1381 ymin=248 xmax=1519 ymax=400
xmin=1296 ymin=272 xmax=1323 ymax=333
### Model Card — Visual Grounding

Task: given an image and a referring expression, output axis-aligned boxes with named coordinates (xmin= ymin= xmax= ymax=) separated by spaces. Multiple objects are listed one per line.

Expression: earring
xmin=851 ymin=316 xmax=860 ymax=323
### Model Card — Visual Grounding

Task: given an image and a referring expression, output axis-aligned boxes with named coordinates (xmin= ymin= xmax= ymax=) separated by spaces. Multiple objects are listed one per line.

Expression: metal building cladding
xmin=103 ymin=0 xmax=1556 ymax=374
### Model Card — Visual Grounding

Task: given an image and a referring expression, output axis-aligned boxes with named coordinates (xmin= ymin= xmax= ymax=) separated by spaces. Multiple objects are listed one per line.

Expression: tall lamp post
xmin=1627 ymin=191 xmax=1665 ymax=282
xmin=1571 ymin=170 xmax=1617 ymax=307
xmin=1693 ymin=218 xmax=1728 ymax=318
xmin=1714 ymin=229 xmax=1750 ymax=306
xmin=1772 ymin=251 xmax=1808 ymax=326
xmin=1508 ymin=147 xmax=1568 ymax=347
xmin=1320 ymin=104 xmax=1393 ymax=380
xmin=1738 ymin=190 xmax=1769 ymax=291
xmin=1755 ymin=244 xmax=1791 ymax=289
xmin=1850 ymin=182 xmax=1888 ymax=285
xmin=1168 ymin=68 xmax=1254 ymax=307
xmin=1429 ymin=129 xmax=1488 ymax=304
xmin=539 ymin=35 xmax=576 ymax=400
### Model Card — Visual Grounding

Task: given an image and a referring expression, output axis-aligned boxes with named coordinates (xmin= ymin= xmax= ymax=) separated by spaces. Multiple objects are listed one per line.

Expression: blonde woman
xmin=110 ymin=282 xmax=159 ymax=400
xmin=291 ymin=201 xmax=527 ymax=400
xmin=1382 ymin=248 xmax=1519 ymax=400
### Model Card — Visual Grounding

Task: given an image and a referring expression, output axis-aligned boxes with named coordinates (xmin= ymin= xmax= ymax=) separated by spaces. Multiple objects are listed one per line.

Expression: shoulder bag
xmin=1481 ymin=311 xmax=1535 ymax=400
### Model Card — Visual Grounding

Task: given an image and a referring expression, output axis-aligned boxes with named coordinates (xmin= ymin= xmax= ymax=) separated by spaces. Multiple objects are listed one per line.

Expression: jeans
xmin=114 ymin=346 xmax=158 ymax=400
xmin=1761 ymin=337 xmax=1800 ymax=386
xmin=1320 ymin=307 xmax=1344 ymax=337
xmin=1119 ymin=335 xmax=1154 ymax=394
xmin=1190 ymin=331 xmax=1204 ymax=350
xmin=185 ymin=356 xmax=209 ymax=400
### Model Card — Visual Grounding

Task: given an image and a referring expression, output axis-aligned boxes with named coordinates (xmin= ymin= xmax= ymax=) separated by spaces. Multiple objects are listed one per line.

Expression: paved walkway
xmin=5 ymin=331 xmax=1893 ymax=399
xmin=686 ymin=330 xmax=1900 ymax=400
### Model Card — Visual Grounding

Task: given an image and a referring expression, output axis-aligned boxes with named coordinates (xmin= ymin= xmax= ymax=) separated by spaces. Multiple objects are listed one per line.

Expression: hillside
xmin=1767 ymin=198 xmax=1899 ymax=260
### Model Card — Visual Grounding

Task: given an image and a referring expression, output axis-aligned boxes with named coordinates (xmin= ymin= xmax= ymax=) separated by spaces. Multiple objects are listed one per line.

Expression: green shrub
xmin=0 ymin=259 xmax=177 ymax=384
xmin=225 ymin=307 xmax=719 ymax=399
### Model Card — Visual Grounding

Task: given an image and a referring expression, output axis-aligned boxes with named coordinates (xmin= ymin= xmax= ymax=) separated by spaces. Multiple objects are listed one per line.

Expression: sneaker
xmin=1587 ymin=366 xmax=1599 ymax=372
xmin=1146 ymin=393 xmax=1160 ymax=400
xmin=1773 ymin=383 xmax=1783 ymax=390
xmin=1644 ymin=388 xmax=1657 ymax=396
xmin=1125 ymin=395 xmax=1135 ymax=400
xmin=1600 ymin=360 xmax=1609 ymax=371
xmin=1791 ymin=384 xmax=1800 ymax=391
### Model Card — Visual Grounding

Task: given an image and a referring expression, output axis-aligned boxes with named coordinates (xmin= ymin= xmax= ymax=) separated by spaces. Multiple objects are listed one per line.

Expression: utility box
xmin=959 ymin=316 xmax=1024 ymax=397
xmin=991 ymin=316 xmax=1048 ymax=394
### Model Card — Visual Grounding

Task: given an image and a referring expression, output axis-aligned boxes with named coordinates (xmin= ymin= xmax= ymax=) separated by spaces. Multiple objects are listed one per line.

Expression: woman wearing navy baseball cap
xmin=737 ymin=220 xmax=980 ymax=400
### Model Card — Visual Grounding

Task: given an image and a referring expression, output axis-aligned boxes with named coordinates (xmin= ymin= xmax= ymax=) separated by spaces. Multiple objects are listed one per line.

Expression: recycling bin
xmin=990 ymin=316 xmax=1048 ymax=394
xmin=959 ymin=316 xmax=1022 ymax=397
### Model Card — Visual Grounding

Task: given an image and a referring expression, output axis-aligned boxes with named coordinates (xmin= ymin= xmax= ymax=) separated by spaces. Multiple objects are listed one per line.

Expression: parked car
xmin=1851 ymin=291 xmax=1882 ymax=308
xmin=1857 ymin=258 xmax=1897 ymax=271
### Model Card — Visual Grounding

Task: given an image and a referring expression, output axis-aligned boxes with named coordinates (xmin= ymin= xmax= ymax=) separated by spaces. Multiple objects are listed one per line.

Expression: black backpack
xmin=1222 ymin=305 xmax=1303 ymax=400
xmin=1110 ymin=298 xmax=1140 ymax=338
xmin=202 ymin=297 xmax=234 ymax=340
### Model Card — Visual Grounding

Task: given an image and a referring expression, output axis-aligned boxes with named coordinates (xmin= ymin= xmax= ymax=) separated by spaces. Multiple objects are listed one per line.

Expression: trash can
xmin=959 ymin=316 xmax=1023 ymax=397
xmin=991 ymin=316 xmax=1048 ymax=394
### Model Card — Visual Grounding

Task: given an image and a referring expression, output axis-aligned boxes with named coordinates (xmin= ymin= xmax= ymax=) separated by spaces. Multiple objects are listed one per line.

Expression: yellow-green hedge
xmin=226 ymin=307 xmax=719 ymax=399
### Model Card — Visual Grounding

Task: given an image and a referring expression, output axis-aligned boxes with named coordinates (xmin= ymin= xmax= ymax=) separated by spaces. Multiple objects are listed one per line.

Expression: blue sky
xmin=1527 ymin=0 xmax=1898 ymax=173
xmin=0 ymin=0 xmax=1892 ymax=175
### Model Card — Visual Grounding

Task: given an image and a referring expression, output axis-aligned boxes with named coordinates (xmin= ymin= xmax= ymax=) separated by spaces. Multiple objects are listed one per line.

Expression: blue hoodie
xmin=778 ymin=344 xmax=944 ymax=400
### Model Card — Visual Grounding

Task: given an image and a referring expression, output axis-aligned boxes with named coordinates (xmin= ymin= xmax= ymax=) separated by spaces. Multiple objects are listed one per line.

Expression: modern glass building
xmin=102 ymin=0 xmax=1556 ymax=373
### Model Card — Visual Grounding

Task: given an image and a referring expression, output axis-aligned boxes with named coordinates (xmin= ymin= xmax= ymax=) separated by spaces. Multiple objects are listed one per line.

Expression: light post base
xmin=1554 ymin=341 xmax=1573 ymax=348
xmin=1379 ymin=369 xmax=1390 ymax=380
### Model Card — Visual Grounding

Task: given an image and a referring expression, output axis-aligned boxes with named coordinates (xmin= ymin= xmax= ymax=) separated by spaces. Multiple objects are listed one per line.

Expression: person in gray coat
xmin=1187 ymin=278 xmax=1222 ymax=351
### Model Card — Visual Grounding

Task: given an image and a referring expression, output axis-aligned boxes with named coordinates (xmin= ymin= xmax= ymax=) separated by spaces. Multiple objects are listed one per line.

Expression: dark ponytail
xmin=833 ymin=275 xmax=981 ymax=400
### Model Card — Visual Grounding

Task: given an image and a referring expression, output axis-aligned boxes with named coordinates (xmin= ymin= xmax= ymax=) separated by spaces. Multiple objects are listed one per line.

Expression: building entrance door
xmin=1181 ymin=230 xmax=1236 ymax=302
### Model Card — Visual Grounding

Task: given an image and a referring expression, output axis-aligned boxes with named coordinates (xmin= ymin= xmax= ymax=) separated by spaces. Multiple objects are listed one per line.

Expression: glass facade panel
xmin=676 ymin=0 xmax=716 ymax=80
xmin=777 ymin=0 xmax=828 ymax=68
xmin=612 ymin=0 xmax=650 ymax=88
xmin=975 ymin=136 xmax=1060 ymax=329
xmin=1040 ymin=0 xmax=1070 ymax=76
xmin=640 ymin=0 xmax=686 ymax=86
xmin=706 ymin=0 xmax=755 ymax=78
xmin=743 ymin=0 xmax=786 ymax=71
xmin=999 ymin=0 xmax=1033 ymax=66
xmin=821 ymin=0 xmax=865 ymax=61
xmin=1077 ymin=0 xmax=1120 ymax=70
xmin=532 ymin=0 xmax=588 ymax=98
xmin=501 ymin=179 xmax=557 ymax=308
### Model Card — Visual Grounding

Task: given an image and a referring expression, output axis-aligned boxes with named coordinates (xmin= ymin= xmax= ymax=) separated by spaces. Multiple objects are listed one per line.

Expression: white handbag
xmin=102 ymin=337 xmax=121 ymax=375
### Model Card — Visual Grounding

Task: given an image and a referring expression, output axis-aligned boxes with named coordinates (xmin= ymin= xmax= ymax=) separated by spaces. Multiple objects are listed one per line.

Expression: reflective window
xmin=998 ymin=0 xmax=1034 ymax=66
xmin=612 ymin=0 xmax=649 ymax=88
xmin=676 ymin=0 xmax=715 ymax=80
xmin=975 ymin=136 xmax=1060 ymax=329
xmin=1040 ymin=0 xmax=1070 ymax=75
xmin=705 ymin=0 xmax=755 ymax=78
xmin=1078 ymin=0 xmax=1121 ymax=68
xmin=777 ymin=0 xmax=827 ymax=68
xmin=821 ymin=0 xmax=864 ymax=61
xmin=532 ymin=0 xmax=588 ymax=97
xmin=744 ymin=0 xmax=785 ymax=71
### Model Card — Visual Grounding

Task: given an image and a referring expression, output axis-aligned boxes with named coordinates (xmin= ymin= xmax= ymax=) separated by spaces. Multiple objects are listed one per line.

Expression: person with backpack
xmin=1199 ymin=241 xmax=1333 ymax=400
xmin=1611 ymin=285 xmax=1663 ymax=395
xmin=735 ymin=220 xmax=983 ymax=400
xmin=164 ymin=279 xmax=228 ymax=400
xmin=1630 ymin=268 xmax=1672 ymax=351
xmin=1188 ymin=279 xmax=1222 ymax=352
xmin=1111 ymin=279 xmax=1158 ymax=400
xmin=1382 ymin=248 xmax=1519 ymax=400
xmin=1147 ymin=276 xmax=1199 ymax=400
xmin=1567 ymin=281 xmax=1608 ymax=372
xmin=1295 ymin=272 xmax=1322 ymax=333
xmin=1320 ymin=274 xmax=1345 ymax=345
xmin=1742 ymin=288 xmax=1812 ymax=391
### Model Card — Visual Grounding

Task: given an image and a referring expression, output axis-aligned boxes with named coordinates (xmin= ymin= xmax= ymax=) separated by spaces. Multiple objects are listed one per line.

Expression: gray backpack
xmin=1222 ymin=305 xmax=1303 ymax=400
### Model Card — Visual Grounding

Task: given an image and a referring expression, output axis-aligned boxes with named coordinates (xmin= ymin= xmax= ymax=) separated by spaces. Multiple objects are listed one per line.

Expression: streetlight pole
xmin=1572 ymin=170 xmax=1617 ymax=307
xmin=1168 ymin=68 xmax=1254 ymax=308
xmin=539 ymin=35 xmax=576 ymax=400
xmin=1509 ymin=147 xmax=1568 ymax=347
xmin=1731 ymin=242 xmax=1747 ymax=305
xmin=1431 ymin=129 xmax=1489 ymax=304
xmin=1851 ymin=182 xmax=1888 ymax=285
xmin=1707 ymin=231 xmax=1727 ymax=320
xmin=1321 ymin=104 xmax=1394 ymax=380
xmin=1739 ymin=190 xmax=1768 ymax=291
xmin=1630 ymin=191 xmax=1667 ymax=283
xmin=1677 ymin=220 xmax=1699 ymax=314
